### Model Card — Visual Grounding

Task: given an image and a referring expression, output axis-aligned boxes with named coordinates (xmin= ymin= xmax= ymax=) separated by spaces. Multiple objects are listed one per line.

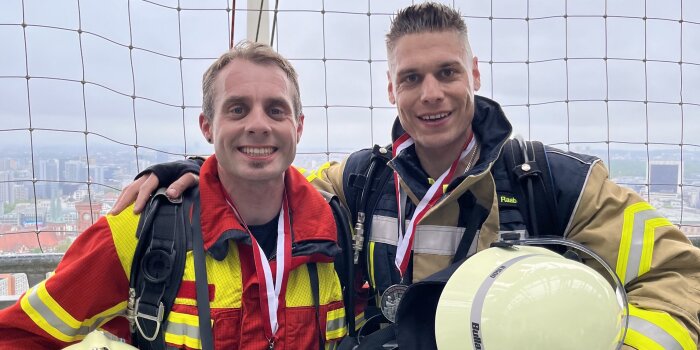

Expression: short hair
xmin=201 ymin=40 xmax=302 ymax=120
xmin=386 ymin=2 xmax=473 ymax=61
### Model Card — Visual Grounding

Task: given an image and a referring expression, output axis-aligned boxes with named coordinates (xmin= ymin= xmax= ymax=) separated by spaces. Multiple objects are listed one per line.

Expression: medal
xmin=380 ymin=283 xmax=409 ymax=323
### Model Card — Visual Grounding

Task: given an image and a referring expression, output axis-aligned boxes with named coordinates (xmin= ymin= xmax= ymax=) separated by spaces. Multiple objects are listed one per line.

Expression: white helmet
xmin=434 ymin=245 xmax=626 ymax=350
xmin=63 ymin=331 xmax=138 ymax=350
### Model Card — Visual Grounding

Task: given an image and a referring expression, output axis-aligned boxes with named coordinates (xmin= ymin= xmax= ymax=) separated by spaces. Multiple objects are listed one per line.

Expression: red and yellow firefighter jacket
xmin=0 ymin=156 xmax=347 ymax=349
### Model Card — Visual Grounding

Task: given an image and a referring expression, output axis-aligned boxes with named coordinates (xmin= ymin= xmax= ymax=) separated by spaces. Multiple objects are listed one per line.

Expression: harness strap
xmin=190 ymin=193 xmax=214 ymax=350
xmin=308 ymin=263 xmax=325 ymax=350
xmin=131 ymin=189 xmax=188 ymax=349
xmin=348 ymin=145 xmax=393 ymax=296
xmin=324 ymin=195 xmax=356 ymax=337
xmin=503 ymin=138 xmax=560 ymax=237
xmin=452 ymin=200 xmax=487 ymax=263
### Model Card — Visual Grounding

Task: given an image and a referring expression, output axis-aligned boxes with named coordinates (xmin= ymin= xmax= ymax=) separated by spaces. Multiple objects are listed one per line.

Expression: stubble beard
xmin=249 ymin=161 xmax=265 ymax=169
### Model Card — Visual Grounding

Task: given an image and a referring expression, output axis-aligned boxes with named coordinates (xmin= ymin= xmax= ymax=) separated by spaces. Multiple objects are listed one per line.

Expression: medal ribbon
xmin=392 ymin=132 xmax=475 ymax=276
xmin=225 ymin=190 xmax=292 ymax=343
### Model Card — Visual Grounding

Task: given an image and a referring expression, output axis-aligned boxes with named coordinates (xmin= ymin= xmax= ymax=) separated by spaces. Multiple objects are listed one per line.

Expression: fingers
xmin=165 ymin=173 xmax=200 ymax=199
xmin=132 ymin=173 xmax=160 ymax=214
xmin=108 ymin=172 xmax=198 ymax=216
xmin=109 ymin=175 xmax=149 ymax=215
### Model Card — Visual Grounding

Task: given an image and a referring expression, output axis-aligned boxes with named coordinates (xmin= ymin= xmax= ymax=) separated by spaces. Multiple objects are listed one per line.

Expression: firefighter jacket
xmin=0 ymin=155 xmax=347 ymax=350
xmin=309 ymin=95 xmax=700 ymax=350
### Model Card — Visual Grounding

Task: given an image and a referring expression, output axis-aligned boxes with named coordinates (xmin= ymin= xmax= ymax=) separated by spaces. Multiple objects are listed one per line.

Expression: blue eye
xmin=230 ymin=106 xmax=245 ymax=114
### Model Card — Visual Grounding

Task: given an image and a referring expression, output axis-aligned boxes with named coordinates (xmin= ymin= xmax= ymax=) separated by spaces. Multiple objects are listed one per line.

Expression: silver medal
xmin=380 ymin=284 xmax=408 ymax=323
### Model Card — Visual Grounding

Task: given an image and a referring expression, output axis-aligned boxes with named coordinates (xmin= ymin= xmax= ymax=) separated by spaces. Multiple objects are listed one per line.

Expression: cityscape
xmin=1 ymin=144 xmax=700 ymax=256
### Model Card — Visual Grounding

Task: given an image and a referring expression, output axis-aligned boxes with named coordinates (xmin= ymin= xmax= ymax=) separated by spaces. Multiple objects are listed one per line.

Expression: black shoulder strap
xmin=325 ymin=193 xmax=357 ymax=337
xmin=347 ymin=145 xmax=392 ymax=285
xmin=308 ymin=262 xmax=325 ymax=350
xmin=189 ymin=190 xmax=213 ymax=350
xmin=129 ymin=189 xmax=190 ymax=349
xmin=502 ymin=138 xmax=560 ymax=237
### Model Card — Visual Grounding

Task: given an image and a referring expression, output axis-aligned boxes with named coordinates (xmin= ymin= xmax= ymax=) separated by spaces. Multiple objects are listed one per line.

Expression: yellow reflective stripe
xmin=21 ymin=284 xmax=75 ymax=342
xmin=164 ymin=311 xmax=203 ymax=349
xmin=368 ymin=241 xmax=378 ymax=306
xmin=326 ymin=306 xmax=347 ymax=340
xmin=354 ymin=311 xmax=366 ymax=331
xmin=20 ymin=281 xmax=125 ymax=343
xmin=617 ymin=202 xmax=671 ymax=284
xmin=305 ymin=162 xmax=332 ymax=182
xmin=173 ymin=297 xmax=197 ymax=306
xmin=325 ymin=340 xmax=339 ymax=350
xmin=295 ymin=166 xmax=308 ymax=176
xmin=625 ymin=304 xmax=695 ymax=350
xmin=35 ymin=280 xmax=82 ymax=329
xmin=84 ymin=302 xmax=127 ymax=330
xmin=617 ymin=202 xmax=649 ymax=283
xmin=639 ymin=217 xmax=670 ymax=276
xmin=625 ymin=328 xmax=666 ymax=350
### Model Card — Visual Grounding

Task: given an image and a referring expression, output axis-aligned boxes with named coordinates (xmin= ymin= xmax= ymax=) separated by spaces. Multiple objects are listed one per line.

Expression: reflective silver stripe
xmin=165 ymin=320 xmax=201 ymax=341
xmin=470 ymin=254 xmax=536 ymax=350
xmin=624 ymin=208 xmax=658 ymax=284
xmin=26 ymin=287 xmax=94 ymax=337
xmin=628 ymin=315 xmax=684 ymax=350
xmin=326 ymin=314 xmax=346 ymax=333
xmin=370 ymin=215 xmax=465 ymax=255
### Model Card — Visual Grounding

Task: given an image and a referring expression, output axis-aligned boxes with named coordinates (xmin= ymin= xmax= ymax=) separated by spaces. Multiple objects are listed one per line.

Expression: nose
xmin=420 ymin=75 xmax=444 ymax=104
xmin=245 ymin=106 xmax=272 ymax=135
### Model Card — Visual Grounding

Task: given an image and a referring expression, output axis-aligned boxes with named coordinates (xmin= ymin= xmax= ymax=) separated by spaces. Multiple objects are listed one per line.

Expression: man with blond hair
xmin=0 ymin=41 xmax=348 ymax=350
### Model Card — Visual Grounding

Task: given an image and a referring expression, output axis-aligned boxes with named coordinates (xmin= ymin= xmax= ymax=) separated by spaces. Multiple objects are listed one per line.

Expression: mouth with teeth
xmin=238 ymin=146 xmax=277 ymax=158
xmin=418 ymin=111 xmax=451 ymax=122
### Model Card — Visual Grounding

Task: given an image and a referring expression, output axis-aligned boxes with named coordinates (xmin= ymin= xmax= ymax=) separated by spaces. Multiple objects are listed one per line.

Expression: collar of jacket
xmin=198 ymin=155 xmax=339 ymax=263
xmin=388 ymin=95 xmax=513 ymax=201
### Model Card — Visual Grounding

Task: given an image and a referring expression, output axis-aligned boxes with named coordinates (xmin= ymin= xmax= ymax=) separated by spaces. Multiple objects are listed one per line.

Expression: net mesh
xmin=0 ymin=0 xmax=699 ymax=254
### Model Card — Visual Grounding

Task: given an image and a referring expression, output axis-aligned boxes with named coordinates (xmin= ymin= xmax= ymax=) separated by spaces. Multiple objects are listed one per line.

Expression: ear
xmin=295 ymin=114 xmax=305 ymax=143
xmin=387 ymin=70 xmax=396 ymax=105
xmin=199 ymin=113 xmax=213 ymax=143
xmin=471 ymin=56 xmax=481 ymax=92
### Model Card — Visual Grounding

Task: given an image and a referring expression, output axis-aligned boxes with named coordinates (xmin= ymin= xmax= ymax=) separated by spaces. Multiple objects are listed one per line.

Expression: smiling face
xmin=387 ymin=30 xmax=480 ymax=157
xmin=199 ymin=58 xmax=303 ymax=186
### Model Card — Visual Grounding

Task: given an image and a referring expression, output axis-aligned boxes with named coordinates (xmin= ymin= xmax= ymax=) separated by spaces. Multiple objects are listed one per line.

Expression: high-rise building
xmin=38 ymin=159 xmax=60 ymax=182
xmin=63 ymin=160 xmax=88 ymax=183
xmin=0 ymin=171 xmax=13 ymax=206
xmin=0 ymin=273 xmax=29 ymax=296
xmin=648 ymin=161 xmax=681 ymax=194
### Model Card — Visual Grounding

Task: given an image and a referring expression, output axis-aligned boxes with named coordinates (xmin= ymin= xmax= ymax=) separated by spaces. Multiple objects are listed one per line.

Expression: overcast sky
xmin=1 ymin=0 xmax=699 ymax=169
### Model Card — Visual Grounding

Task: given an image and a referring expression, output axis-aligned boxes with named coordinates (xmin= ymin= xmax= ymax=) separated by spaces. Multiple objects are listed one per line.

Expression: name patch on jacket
xmin=497 ymin=192 xmax=518 ymax=208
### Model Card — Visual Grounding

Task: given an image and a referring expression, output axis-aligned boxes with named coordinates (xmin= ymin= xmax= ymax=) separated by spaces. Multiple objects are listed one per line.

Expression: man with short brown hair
xmin=0 ymin=41 xmax=348 ymax=350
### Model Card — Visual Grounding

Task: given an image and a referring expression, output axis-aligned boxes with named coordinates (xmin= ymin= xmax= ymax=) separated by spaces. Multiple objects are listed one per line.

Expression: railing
xmin=0 ymin=253 xmax=62 ymax=309
xmin=1 ymin=237 xmax=699 ymax=310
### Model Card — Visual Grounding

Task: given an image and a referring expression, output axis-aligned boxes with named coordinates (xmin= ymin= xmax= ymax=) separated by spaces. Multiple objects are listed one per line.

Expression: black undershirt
xmin=248 ymin=215 xmax=279 ymax=259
